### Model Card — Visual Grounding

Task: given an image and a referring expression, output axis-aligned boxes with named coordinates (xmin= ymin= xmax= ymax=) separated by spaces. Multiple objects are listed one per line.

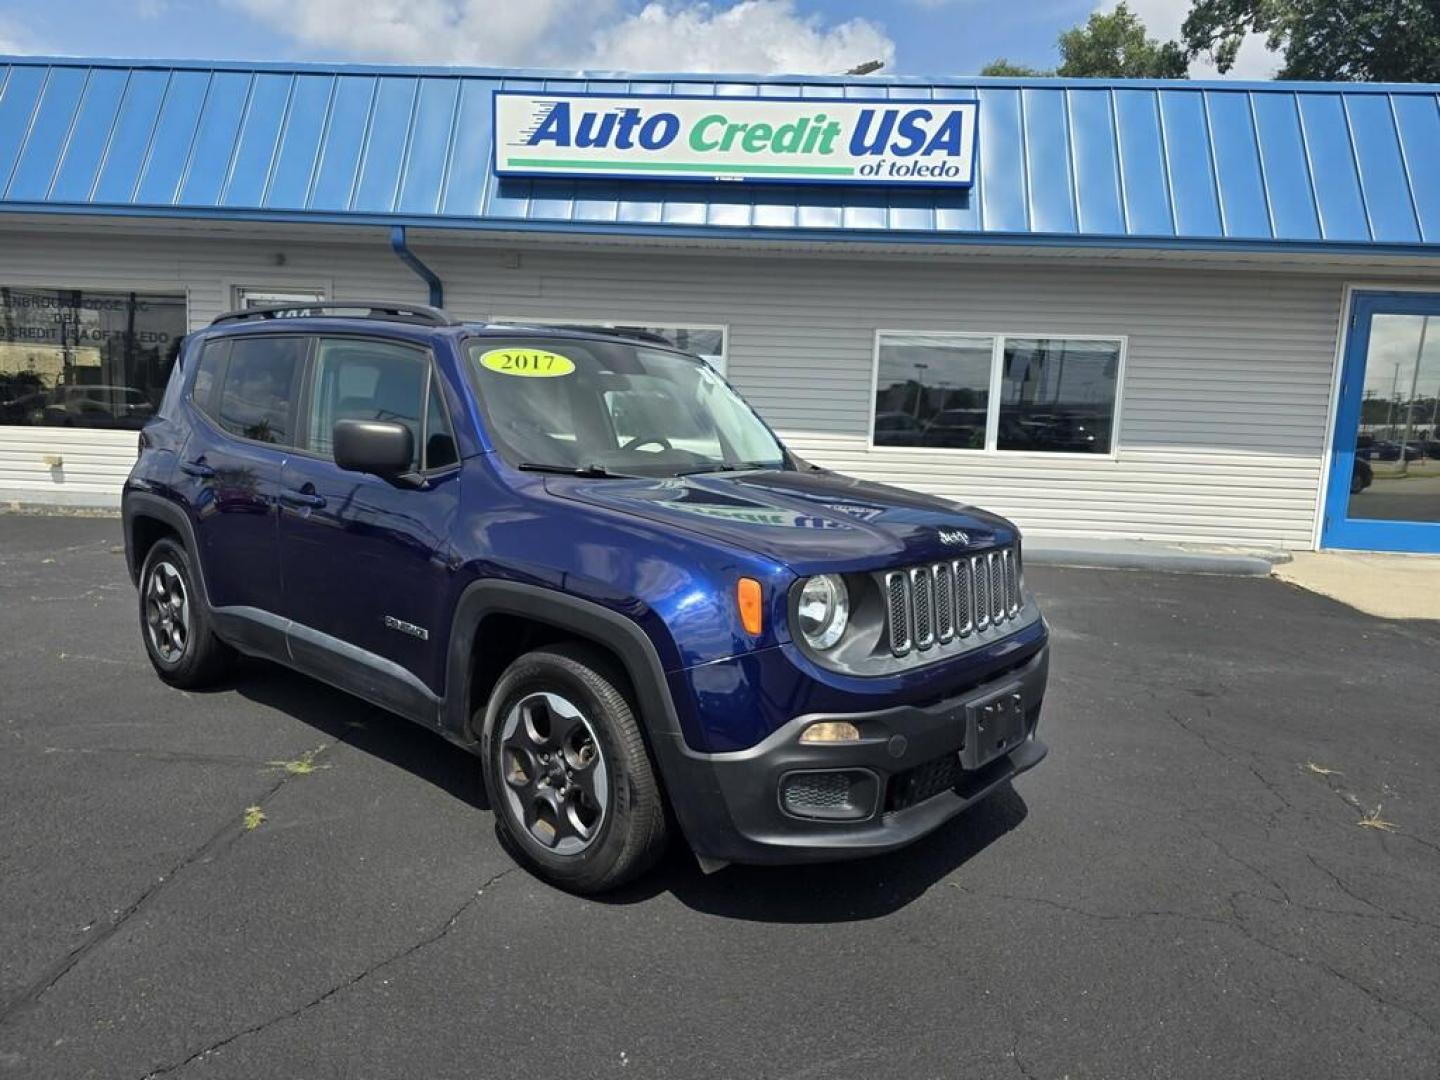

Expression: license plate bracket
xmin=960 ymin=685 xmax=1026 ymax=770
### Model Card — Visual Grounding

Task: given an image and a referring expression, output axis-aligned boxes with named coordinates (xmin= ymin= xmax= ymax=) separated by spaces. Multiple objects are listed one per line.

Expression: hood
xmin=542 ymin=468 xmax=1015 ymax=573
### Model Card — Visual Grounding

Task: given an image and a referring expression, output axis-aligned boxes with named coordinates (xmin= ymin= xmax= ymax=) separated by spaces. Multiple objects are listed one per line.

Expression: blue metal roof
xmin=4 ymin=55 xmax=1440 ymax=253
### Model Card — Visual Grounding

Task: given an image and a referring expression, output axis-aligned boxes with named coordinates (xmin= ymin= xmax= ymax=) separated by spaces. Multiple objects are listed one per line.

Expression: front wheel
xmin=483 ymin=644 xmax=668 ymax=894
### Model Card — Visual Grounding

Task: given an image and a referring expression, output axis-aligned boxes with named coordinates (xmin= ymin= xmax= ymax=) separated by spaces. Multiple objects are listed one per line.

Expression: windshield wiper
xmin=517 ymin=462 xmax=637 ymax=479
xmin=675 ymin=461 xmax=783 ymax=477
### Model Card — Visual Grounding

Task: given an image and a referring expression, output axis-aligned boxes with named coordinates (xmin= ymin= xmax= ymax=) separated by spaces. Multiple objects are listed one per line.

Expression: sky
xmin=0 ymin=0 xmax=1279 ymax=79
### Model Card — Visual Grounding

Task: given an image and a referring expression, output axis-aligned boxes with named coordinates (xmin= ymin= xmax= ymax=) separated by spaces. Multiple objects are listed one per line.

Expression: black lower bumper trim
xmin=656 ymin=644 xmax=1050 ymax=866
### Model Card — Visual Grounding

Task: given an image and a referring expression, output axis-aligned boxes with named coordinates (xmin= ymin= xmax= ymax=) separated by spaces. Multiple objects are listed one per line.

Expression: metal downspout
xmin=389 ymin=225 xmax=444 ymax=308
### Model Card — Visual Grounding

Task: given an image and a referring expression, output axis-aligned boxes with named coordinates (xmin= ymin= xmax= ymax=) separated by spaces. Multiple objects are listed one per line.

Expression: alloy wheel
xmin=144 ymin=560 xmax=189 ymax=664
xmin=499 ymin=691 xmax=609 ymax=855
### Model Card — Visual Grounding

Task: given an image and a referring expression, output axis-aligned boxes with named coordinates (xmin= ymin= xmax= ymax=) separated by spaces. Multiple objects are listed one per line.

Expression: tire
xmin=138 ymin=537 xmax=235 ymax=689
xmin=482 ymin=643 xmax=668 ymax=894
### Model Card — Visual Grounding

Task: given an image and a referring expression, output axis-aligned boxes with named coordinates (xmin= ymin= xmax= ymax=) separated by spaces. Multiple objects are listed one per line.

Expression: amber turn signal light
xmin=737 ymin=577 xmax=764 ymax=635
xmin=799 ymin=721 xmax=861 ymax=744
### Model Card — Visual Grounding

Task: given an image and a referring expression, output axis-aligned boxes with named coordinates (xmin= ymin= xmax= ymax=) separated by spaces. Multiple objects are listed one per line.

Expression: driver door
xmin=278 ymin=336 xmax=461 ymax=707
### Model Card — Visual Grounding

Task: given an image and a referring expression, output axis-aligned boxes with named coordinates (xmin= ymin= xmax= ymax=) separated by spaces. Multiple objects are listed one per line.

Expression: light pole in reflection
xmin=912 ymin=362 xmax=928 ymax=419
xmin=1398 ymin=317 xmax=1429 ymax=478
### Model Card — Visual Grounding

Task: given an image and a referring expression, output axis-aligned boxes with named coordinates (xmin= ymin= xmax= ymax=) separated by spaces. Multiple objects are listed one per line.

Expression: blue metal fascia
xmin=7 ymin=200 xmax=1440 ymax=260
xmin=389 ymin=223 xmax=444 ymax=306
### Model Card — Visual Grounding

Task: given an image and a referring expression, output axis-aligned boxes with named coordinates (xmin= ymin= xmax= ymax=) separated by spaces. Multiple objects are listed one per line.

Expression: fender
xmin=443 ymin=578 xmax=725 ymax=856
xmin=122 ymin=489 xmax=211 ymax=603
xmin=443 ymin=579 xmax=686 ymax=746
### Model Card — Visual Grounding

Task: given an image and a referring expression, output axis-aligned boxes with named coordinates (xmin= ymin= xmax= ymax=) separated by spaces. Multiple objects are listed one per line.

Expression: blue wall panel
xmin=0 ymin=66 xmax=48 ymax=194
xmin=1205 ymin=91 xmax=1271 ymax=238
xmin=1067 ymin=88 xmax=1123 ymax=236
xmin=48 ymin=67 xmax=127 ymax=202
xmin=1112 ymin=88 xmax=1173 ymax=236
xmin=438 ymin=78 xmax=496 ymax=218
xmin=309 ymin=75 xmax=375 ymax=211
xmin=977 ymin=87 xmax=1026 ymax=233
xmin=1158 ymin=90 xmax=1222 ymax=237
xmin=133 ymin=70 xmax=210 ymax=205
xmin=91 ymin=69 xmax=169 ymax=204
xmin=352 ymin=76 xmax=417 ymax=212
xmin=1344 ymin=95 xmax=1419 ymax=243
xmin=6 ymin=66 xmax=87 ymax=200
xmin=397 ymin=78 xmax=459 ymax=214
xmin=176 ymin=71 xmax=250 ymax=206
xmin=265 ymin=74 xmax=332 ymax=209
xmin=223 ymin=73 xmax=292 ymax=207
xmin=1021 ymin=88 xmax=1077 ymax=234
xmin=1297 ymin=93 xmax=1370 ymax=242
xmin=5 ymin=58 xmax=1440 ymax=253
xmin=1391 ymin=94 xmax=1440 ymax=242
xmin=1250 ymin=91 xmax=1319 ymax=240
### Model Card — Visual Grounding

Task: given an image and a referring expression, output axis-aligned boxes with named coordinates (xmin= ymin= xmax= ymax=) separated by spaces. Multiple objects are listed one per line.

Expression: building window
xmin=872 ymin=331 xmax=1123 ymax=454
xmin=496 ymin=318 xmax=727 ymax=376
xmin=232 ymin=287 xmax=326 ymax=312
xmin=0 ymin=287 xmax=186 ymax=430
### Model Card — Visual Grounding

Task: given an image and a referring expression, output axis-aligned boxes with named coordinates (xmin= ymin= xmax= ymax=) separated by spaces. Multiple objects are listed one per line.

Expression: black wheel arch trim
xmin=444 ymin=580 xmax=729 ymax=852
xmin=122 ymin=490 xmax=212 ymax=605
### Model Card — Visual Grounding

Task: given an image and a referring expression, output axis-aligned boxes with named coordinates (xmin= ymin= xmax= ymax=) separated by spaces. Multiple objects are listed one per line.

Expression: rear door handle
xmin=180 ymin=459 xmax=215 ymax=478
xmin=280 ymin=489 xmax=326 ymax=509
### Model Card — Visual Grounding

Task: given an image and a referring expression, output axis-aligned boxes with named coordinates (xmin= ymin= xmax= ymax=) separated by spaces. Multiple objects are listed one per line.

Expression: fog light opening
xmin=799 ymin=720 xmax=861 ymax=744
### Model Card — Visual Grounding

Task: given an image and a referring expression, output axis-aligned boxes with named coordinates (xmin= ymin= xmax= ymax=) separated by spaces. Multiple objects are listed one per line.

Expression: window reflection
xmin=1348 ymin=313 xmax=1440 ymax=523
xmin=873 ymin=335 xmax=992 ymax=449
xmin=998 ymin=338 xmax=1119 ymax=454
xmin=0 ymin=287 xmax=186 ymax=429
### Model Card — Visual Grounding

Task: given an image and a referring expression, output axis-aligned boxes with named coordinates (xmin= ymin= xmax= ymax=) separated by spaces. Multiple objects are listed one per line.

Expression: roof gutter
xmin=389 ymin=225 xmax=444 ymax=308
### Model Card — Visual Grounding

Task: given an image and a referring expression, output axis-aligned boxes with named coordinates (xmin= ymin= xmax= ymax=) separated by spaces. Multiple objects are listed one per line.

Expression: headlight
xmin=797 ymin=574 xmax=849 ymax=650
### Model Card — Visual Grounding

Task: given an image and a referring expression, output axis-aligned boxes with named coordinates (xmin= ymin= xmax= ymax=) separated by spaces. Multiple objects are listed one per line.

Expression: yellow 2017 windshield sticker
xmin=478 ymin=348 xmax=576 ymax=377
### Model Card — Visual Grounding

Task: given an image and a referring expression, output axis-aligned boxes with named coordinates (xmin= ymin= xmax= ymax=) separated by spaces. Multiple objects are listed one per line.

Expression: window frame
xmin=867 ymin=329 xmax=1128 ymax=459
xmin=190 ymin=333 xmax=311 ymax=450
xmin=491 ymin=315 xmax=729 ymax=375
xmin=288 ymin=333 xmax=460 ymax=477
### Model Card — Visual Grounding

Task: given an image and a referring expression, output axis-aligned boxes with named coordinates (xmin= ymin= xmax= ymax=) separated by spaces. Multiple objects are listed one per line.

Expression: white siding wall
xmin=0 ymin=224 xmax=1372 ymax=548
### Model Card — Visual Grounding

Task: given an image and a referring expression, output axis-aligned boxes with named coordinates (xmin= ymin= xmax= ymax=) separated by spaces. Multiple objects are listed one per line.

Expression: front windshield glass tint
xmin=465 ymin=337 xmax=785 ymax=477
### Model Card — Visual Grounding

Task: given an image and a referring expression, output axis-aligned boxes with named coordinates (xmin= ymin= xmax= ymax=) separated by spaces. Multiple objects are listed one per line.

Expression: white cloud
xmin=1100 ymin=0 xmax=1280 ymax=79
xmin=230 ymin=0 xmax=895 ymax=74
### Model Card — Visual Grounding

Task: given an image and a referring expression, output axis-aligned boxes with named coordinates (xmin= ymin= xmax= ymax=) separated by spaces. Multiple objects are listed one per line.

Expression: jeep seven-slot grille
xmin=883 ymin=547 xmax=1023 ymax=658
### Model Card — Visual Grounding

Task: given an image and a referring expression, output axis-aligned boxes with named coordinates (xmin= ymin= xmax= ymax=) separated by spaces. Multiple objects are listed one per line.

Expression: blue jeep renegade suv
xmin=123 ymin=301 xmax=1049 ymax=893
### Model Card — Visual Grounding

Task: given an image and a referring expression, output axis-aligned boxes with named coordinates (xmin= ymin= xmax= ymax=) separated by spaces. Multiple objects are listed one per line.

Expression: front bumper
xmin=656 ymin=644 xmax=1049 ymax=866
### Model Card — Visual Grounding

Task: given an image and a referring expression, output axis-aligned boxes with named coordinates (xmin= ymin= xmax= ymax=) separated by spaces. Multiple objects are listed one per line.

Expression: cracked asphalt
xmin=2 ymin=512 xmax=1439 ymax=1080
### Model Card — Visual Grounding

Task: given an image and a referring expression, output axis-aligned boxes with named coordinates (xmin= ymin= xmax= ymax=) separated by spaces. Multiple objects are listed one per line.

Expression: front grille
xmin=883 ymin=545 xmax=1023 ymax=659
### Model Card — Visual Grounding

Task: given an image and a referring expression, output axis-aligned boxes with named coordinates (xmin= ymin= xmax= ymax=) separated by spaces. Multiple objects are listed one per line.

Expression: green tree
xmin=1182 ymin=0 xmax=1440 ymax=81
xmin=1056 ymin=3 xmax=1188 ymax=77
xmin=981 ymin=3 xmax=1186 ymax=79
xmin=981 ymin=58 xmax=1052 ymax=77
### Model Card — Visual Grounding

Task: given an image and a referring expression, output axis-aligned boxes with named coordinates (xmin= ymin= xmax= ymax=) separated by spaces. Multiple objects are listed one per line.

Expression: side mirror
xmin=333 ymin=419 xmax=414 ymax=478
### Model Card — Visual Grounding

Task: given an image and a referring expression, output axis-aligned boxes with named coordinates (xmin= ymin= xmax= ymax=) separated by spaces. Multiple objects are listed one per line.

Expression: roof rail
xmin=547 ymin=324 xmax=675 ymax=346
xmin=210 ymin=299 xmax=458 ymax=328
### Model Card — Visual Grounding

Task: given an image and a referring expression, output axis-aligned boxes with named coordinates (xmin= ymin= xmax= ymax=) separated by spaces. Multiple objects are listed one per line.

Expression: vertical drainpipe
xmin=389 ymin=225 xmax=445 ymax=309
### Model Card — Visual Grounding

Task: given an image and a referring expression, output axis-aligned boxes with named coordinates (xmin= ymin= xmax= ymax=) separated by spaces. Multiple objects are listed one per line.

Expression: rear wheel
xmin=138 ymin=538 xmax=234 ymax=689
xmin=483 ymin=644 xmax=668 ymax=894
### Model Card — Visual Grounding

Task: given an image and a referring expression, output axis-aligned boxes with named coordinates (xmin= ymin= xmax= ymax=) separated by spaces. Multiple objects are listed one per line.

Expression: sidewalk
xmin=1274 ymin=551 xmax=1440 ymax=620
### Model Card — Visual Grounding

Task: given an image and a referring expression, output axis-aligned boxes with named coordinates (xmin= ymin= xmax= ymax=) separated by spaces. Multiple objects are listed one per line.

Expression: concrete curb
xmin=1025 ymin=545 xmax=1289 ymax=577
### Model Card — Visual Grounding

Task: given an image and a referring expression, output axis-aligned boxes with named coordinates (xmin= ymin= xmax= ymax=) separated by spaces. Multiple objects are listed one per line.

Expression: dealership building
xmin=1 ymin=54 xmax=1439 ymax=554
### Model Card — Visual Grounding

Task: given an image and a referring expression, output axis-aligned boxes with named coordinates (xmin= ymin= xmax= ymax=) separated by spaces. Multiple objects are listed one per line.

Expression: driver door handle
xmin=280 ymin=488 xmax=326 ymax=509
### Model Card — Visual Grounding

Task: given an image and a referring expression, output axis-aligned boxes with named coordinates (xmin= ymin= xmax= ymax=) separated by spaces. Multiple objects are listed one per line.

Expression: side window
xmin=191 ymin=340 xmax=226 ymax=413
xmin=216 ymin=337 xmax=305 ymax=445
xmin=424 ymin=380 xmax=458 ymax=470
xmin=307 ymin=338 xmax=428 ymax=469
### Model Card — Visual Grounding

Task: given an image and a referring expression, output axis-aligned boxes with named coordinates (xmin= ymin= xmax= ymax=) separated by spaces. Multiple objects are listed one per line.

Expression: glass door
xmin=1323 ymin=292 xmax=1440 ymax=553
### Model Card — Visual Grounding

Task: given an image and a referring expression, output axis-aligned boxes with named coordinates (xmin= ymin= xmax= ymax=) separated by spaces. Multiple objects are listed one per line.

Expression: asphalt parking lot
xmin=2 ymin=513 xmax=1438 ymax=1080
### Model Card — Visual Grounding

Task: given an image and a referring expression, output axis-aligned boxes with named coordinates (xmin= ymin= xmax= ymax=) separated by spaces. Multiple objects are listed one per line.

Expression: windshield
xmin=465 ymin=336 xmax=787 ymax=477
